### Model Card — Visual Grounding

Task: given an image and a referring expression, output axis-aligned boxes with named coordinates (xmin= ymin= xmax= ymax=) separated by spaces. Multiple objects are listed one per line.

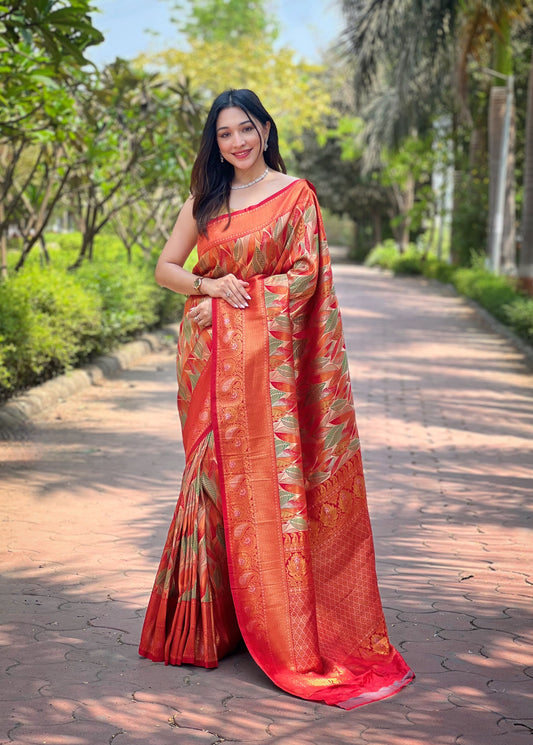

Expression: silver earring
xmin=263 ymin=142 xmax=268 ymax=152
xmin=220 ymin=151 xmax=224 ymax=162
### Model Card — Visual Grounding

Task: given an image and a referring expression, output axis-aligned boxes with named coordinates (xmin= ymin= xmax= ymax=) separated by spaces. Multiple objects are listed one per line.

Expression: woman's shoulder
xmin=268 ymin=173 xmax=317 ymax=201
xmin=271 ymin=172 xmax=313 ymax=189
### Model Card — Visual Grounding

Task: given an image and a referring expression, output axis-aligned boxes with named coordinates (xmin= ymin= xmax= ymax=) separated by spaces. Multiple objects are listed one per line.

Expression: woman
xmin=139 ymin=88 xmax=414 ymax=709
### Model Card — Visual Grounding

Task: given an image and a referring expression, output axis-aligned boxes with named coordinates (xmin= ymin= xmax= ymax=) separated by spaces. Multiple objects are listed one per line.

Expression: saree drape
xmin=139 ymin=180 xmax=414 ymax=708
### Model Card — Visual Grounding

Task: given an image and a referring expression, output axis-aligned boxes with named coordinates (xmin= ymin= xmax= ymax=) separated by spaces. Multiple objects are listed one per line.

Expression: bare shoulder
xmin=269 ymin=172 xmax=301 ymax=188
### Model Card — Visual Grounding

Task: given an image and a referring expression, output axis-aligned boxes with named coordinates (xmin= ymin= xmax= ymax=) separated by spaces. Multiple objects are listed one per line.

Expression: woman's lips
xmin=233 ymin=149 xmax=252 ymax=159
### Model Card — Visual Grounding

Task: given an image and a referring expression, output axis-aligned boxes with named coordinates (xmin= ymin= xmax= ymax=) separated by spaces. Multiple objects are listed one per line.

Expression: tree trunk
xmin=519 ymin=48 xmax=533 ymax=295
xmin=395 ymin=175 xmax=414 ymax=253
xmin=488 ymin=85 xmax=516 ymax=274
xmin=371 ymin=211 xmax=382 ymax=246
xmin=0 ymin=215 xmax=6 ymax=280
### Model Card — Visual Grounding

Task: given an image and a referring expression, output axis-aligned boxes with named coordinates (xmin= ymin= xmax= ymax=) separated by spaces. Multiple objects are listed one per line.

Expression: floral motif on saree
xmin=139 ymin=180 xmax=414 ymax=708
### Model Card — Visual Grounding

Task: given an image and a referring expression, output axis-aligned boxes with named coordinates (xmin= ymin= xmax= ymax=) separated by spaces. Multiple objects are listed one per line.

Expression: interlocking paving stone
xmin=1 ymin=265 xmax=532 ymax=745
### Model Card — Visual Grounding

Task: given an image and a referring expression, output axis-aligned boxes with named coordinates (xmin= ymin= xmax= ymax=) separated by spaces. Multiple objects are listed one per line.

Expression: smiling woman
xmin=138 ymin=88 xmax=414 ymax=710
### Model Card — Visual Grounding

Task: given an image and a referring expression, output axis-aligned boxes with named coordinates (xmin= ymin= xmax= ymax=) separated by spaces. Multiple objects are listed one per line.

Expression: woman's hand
xmin=188 ymin=299 xmax=213 ymax=330
xmin=201 ymin=275 xmax=251 ymax=309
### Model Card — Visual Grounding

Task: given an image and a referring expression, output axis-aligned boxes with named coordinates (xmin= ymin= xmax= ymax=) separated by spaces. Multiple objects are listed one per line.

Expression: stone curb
xmin=0 ymin=324 xmax=180 ymax=432
xmin=426 ymin=275 xmax=533 ymax=369
xmin=460 ymin=294 xmax=533 ymax=368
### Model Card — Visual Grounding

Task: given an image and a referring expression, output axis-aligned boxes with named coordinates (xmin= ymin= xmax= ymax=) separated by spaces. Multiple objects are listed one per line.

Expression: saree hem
xmin=334 ymin=670 xmax=416 ymax=710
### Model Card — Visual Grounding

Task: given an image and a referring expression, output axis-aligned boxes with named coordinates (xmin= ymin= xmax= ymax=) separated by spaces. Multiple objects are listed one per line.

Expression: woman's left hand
xmin=188 ymin=298 xmax=212 ymax=330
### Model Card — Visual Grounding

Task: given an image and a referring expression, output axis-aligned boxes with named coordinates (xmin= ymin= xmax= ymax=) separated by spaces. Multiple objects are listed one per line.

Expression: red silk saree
xmin=139 ymin=180 xmax=414 ymax=708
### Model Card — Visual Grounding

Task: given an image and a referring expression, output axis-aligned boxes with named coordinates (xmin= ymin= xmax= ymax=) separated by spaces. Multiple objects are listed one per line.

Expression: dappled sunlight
xmin=1 ymin=267 xmax=532 ymax=744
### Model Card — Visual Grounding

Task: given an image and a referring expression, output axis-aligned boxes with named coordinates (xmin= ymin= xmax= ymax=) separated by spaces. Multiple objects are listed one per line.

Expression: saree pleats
xmin=139 ymin=320 xmax=240 ymax=668
xmin=138 ymin=430 xmax=240 ymax=667
xmin=139 ymin=180 xmax=413 ymax=707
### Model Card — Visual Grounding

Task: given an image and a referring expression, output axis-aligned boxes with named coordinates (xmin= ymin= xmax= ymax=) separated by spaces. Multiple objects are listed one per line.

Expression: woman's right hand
xmin=201 ymin=275 xmax=251 ymax=309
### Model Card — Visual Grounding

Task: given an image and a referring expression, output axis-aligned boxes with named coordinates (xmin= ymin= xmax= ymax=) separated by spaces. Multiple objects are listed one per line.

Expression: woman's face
xmin=216 ymin=106 xmax=270 ymax=171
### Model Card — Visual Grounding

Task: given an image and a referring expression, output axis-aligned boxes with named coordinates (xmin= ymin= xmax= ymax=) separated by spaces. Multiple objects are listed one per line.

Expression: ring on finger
xmin=225 ymin=291 xmax=231 ymax=297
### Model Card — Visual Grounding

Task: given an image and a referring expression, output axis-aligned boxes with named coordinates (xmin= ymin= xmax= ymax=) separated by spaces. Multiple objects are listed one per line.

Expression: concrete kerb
xmin=0 ymin=323 xmax=180 ymax=432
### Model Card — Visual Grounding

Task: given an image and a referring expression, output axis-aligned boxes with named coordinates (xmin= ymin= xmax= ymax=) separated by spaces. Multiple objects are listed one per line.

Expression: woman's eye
xmin=243 ymin=126 xmax=254 ymax=133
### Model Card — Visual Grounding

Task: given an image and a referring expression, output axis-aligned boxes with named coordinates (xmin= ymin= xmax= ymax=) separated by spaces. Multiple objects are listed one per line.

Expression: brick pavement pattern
xmin=1 ymin=265 xmax=532 ymax=745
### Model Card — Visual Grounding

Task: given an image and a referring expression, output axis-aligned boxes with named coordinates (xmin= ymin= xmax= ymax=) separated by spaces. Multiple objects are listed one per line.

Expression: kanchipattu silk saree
xmin=139 ymin=180 xmax=414 ymax=708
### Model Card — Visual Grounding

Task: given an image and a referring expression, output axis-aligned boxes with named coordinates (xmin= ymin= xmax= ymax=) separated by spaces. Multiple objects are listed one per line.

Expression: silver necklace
xmin=231 ymin=167 xmax=269 ymax=190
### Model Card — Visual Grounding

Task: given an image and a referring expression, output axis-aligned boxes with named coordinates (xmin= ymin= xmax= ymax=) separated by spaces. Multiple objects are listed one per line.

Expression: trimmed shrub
xmin=391 ymin=250 xmax=425 ymax=276
xmin=422 ymin=257 xmax=456 ymax=284
xmin=453 ymin=268 xmax=517 ymax=323
xmin=0 ymin=240 xmax=188 ymax=402
xmin=76 ymin=262 xmax=162 ymax=353
xmin=364 ymin=240 xmax=400 ymax=270
xmin=504 ymin=298 xmax=533 ymax=344
xmin=0 ymin=266 xmax=102 ymax=398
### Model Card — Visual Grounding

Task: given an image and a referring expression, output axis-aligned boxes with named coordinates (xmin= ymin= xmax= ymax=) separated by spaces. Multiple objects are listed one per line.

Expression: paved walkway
xmin=1 ymin=265 xmax=532 ymax=745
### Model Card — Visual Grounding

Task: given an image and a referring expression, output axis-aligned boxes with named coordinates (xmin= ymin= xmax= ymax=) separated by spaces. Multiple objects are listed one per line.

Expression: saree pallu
xmin=139 ymin=180 xmax=414 ymax=708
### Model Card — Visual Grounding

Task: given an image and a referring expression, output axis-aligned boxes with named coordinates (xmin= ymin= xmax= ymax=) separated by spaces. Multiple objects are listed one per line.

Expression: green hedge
xmin=0 ymin=238 xmax=187 ymax=402
xmin=364 ymin=243 xmax=533 ymax=345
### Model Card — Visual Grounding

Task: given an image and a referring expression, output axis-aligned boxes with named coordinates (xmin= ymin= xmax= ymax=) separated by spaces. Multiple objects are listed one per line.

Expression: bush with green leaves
xmin=452 ymin=268 xmax=517 ymax=323
xmin=504 ymin=298 xmax=533 ymax=343
xmin=0 ymin=265 xmax=102 ymax=399
xmin=0 ymin=240 xmax=187 ymax=402
xmin=76 ymin=262 xmax=161 ymax=353
xmin=360 ymin=239 xmax=533 ymax=346
xmin=391 ymin=249 xmax=425 ymax=276
xmin=364 ymin=239 xmax=401 ymax=270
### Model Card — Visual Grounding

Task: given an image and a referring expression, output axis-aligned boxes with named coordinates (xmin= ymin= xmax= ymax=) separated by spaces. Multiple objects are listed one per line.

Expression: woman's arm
xmin=155 ymin=196 xmax=250 ymax=308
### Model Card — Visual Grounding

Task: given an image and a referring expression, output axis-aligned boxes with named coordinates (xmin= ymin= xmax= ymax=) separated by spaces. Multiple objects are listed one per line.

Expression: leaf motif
xmin=274 ymin=435 xmax=289 ymax=457
xmin=330 ymin=399 xmax=348 ymax=411
xmin=279 ymin=488 xmax=294 ymax=508
xmin=324 ymin=423 xmax=345 ymax=450
xmin=280 ymin=414 xmax=298 ymax=429
xmin=270 ymin=388 xmax=285 ymax=405
xmin=273 ymin=216 xmax=285 ymax=241
xmin=276 ymin=364 xmax=295 ymax=379
xmin=251 ymin=245 xmax=266 ymax=274
xmin=308 ymin=470 xmax=330 ymax=484
xmin=341 ymin=353 xmax=349 ymax=375
xmin=284 ymin=465 xmax=302 ymax=481
xmin=264 ymin=289 xmax=280 ymax=306
xmin=201 ymin=475 xmax=218 ymax=500
xmin=324 ymin=307 xmax=339 ymax=333
xmin=233 ymin=237 xmax=244 ymax=263
xmin=287 ymin=516 xmax=308 ymax=532
xmin=290 ymin=274 xmax=312 ymax=296
xmin=292 ymin=338 xmax=306 ymax=359
xmin=269 ymin=336 xmax=285 ymax=355
xmin=271 ymin=314 xmax=291 ymax=330
xmin=303 ymin=205 xmax=316 ymax=224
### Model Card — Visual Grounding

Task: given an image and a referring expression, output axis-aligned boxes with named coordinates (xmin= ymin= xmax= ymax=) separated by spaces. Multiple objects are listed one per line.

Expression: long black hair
xmin=190 ymin=89 xmax=287 ymax=235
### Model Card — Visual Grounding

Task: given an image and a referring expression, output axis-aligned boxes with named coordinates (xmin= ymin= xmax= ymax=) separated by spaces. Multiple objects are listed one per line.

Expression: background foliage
xmin=1 ymin=0 xmax=532 ymax=403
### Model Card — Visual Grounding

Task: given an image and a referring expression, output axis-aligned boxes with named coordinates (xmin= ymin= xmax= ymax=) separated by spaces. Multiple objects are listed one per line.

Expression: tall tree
xmin=139 ymin=0 xmax=332 ymax=157
xmin=0 ymin=0 xmax=104 ymax=277
xmin=66 ymin=61 xmax=203 ymax=267
xmin=340 ymin=0 xmax=532 ymax=269
xmin=519 ymin=46 xmax=533 ymax=293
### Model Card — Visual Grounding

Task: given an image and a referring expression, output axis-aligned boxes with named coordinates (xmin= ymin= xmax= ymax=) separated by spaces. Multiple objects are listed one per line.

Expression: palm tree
xmin=340 ymin=0 xmax=531 ymax=269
